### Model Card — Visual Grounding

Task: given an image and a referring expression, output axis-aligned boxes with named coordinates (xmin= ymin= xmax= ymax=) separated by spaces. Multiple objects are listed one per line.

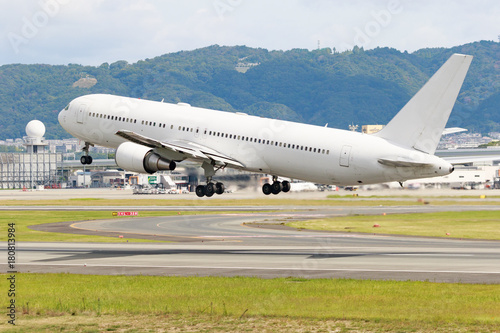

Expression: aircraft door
xmin=76 ymin=104 xmax=87 ymax=124
xmin=339 ymin=145 xmax=352 ymax=167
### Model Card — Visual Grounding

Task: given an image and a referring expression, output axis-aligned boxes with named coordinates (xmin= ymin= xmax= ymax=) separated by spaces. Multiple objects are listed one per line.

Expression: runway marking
xmin=199 ymin=234 xmax=367 ymax=238
xmin=221 ymin=213 xmax=329 ymax=217
xmin=12 ymin=263 xmax=500 ymax=274
xmin=383 ymin=254 xmax=474 ymax=257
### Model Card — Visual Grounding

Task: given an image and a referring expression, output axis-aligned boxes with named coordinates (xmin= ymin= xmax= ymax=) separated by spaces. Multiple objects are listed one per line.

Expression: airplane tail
xmin=373 ymin=54 xmax=473 ymax=155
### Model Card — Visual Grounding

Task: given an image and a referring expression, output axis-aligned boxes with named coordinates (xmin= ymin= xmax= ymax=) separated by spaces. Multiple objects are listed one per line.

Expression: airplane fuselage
xmin=59 ymin=93 xmax=452 ymax=186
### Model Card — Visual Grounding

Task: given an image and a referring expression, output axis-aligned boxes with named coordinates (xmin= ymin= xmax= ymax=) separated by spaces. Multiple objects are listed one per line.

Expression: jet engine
xmin=115 ymin=142 xmax=176 ymax=174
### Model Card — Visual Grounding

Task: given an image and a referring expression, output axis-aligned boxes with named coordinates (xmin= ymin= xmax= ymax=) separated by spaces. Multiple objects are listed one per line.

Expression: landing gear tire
xmin=262 ymin=183 xmax=272 ymax=195
xmin=196 ymin=182 xmax=225 ymax=198
xmin=205 ymin=183 xmax=215 ymax=197
xmin=80 ymin=155 xmax=92 ymax=165
xmin=195 ymin=185 xmax=206 ymax=198
xmin=282 ymin=180 xmax=291 ymax=193
xmin=215 ymin=182 xmax=224 ymax=195
xmin=271 ymin=181 xmax=282 ymax=195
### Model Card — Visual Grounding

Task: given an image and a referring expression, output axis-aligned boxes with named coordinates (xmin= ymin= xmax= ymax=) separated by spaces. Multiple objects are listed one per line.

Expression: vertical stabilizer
xmin=374 ymin=54 xmax=473 ymax=154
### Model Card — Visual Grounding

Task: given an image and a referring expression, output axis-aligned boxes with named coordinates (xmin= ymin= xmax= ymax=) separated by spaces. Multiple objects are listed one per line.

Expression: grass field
xmin=1 ymin=273 xmax=499 ymax=332
xmin=288 ymin=211 xmax=500 ymax=240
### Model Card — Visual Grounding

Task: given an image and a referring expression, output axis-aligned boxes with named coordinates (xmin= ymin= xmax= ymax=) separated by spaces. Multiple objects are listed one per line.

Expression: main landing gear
xmin=80 ymin=142 xmax=93 ymax=165
xmin=195 ymin=181 xmax=225 ymax=197
xmin=195 ymin=161 xmax=226 ymax=198
xmin=262 ymin=177 xmax=291 ymax=195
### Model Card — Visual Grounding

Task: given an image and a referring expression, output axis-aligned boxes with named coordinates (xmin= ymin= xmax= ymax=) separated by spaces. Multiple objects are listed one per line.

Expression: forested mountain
xmin=0 ymin=40 xmax=498 ymax=140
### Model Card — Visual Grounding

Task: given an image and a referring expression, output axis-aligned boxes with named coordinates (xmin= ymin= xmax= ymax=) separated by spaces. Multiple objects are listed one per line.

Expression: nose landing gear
xmin=80 ymin=142 xmax=93 ymax=165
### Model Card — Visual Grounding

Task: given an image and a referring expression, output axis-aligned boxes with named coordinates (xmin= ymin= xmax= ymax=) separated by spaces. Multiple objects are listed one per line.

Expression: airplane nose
xmin=58 ymin=109 xmax=65 ymax=125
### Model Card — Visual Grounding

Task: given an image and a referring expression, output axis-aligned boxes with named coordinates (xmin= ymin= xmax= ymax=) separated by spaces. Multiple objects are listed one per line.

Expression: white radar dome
xmin=25 ymin=120 xmax=46 ymax=138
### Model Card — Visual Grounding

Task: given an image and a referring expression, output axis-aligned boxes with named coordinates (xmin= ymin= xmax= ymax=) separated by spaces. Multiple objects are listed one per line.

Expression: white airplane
xmin=58 ymin=54 xmax=473 ymax=197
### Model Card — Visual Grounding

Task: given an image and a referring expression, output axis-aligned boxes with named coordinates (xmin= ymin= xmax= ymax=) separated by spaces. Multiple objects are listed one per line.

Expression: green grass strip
xmin=288 ymin=211 xmax=500 ymax=239
xmin=1 ymin=274 xmax=499 ymax=332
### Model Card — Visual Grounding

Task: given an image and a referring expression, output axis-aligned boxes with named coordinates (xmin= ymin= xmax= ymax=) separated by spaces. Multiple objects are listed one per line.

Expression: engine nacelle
xmin=115 ymin=142 xmax=176 ymax=174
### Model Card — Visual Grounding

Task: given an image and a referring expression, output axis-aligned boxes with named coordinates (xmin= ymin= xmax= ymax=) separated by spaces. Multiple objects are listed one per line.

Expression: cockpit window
xmin=64 ymin=104 xmax=70 ymax=111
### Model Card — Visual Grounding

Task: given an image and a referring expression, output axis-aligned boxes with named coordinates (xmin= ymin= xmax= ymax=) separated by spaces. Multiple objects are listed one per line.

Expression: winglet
xmin=374 ymin=54 xmax=473 ymax=155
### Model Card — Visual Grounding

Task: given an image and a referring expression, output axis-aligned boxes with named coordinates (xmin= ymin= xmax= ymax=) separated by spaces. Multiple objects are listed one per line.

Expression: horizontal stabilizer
xmin=442 ymin=127 xmax=467 ymax=135
xmin=377 ymin=158 xmax=432 ymax=168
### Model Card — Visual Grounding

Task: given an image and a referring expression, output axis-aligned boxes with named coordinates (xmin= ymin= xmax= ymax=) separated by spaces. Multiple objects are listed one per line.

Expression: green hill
xmin=0 ymin=41 xmax=498 ymax=140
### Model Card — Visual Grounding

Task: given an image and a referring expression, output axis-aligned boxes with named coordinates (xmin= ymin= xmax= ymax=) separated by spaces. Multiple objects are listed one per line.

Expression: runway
xmin=10 ymin=205 xmax=500 ymax=283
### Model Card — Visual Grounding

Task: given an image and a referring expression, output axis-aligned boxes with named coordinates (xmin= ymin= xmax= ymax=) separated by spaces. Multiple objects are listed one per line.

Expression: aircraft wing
xmin=115 ymin=130 xmax=245 ymax=168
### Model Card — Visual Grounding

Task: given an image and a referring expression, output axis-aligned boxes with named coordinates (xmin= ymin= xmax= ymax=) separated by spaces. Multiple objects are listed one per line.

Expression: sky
xmin=0 ymin=0 xmax=499 ymax=66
